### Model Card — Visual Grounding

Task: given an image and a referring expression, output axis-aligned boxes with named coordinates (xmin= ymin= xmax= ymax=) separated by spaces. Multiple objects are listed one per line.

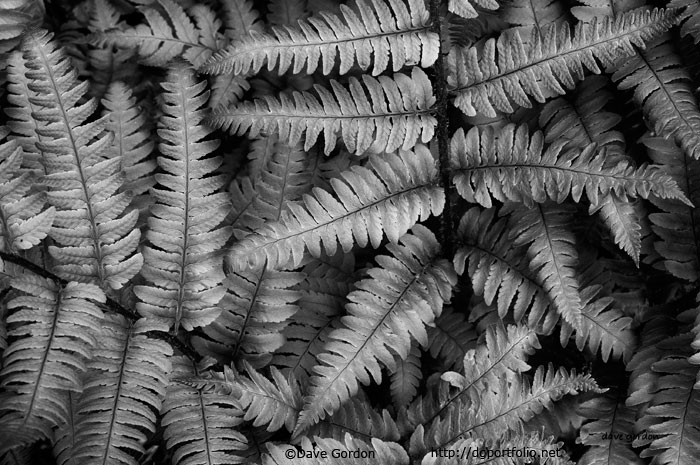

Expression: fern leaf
xmin=500 ymin=0 xmax=569 ymax=33
xmin=295 ymin=225 xmax=456 ymax=434
xmin=426 ymin=307 xmax=477 ymax=371
xmin=612 ymin=36 xmax=700 ymax=161
xmin=670 ymin=0 xmax=700 ymax=44
xmin=417 ymin=365 xmax=603 ymax=452
xmin=644 ymin=136 xmax=700 ymax=282
xmin=229 ymin=145 xmax=443 ymax=271
xmin=454 ymin=207 xmax=558 ymax=333
xmin=96 ymin=0 xmax=219 ymax=67
xmin=230 ymin=361 xmax=303 ymax=433
xmin=207 ymin=67 xmax=436 ymax=155
xmin=201 ymin=0 xmax=438 ymax=76
xmin=61 ymin=315 xmax=172 ymax=465
xmin=263 ymin=435 xmax=408 ymax=465
xmin=450 ymin=123 xmax=689 ymax=208
xmin=577 ymin=394 xmax=643 ymax=465
xmin=0 ymin=275 xmax=104 ymax=452
xmin=0 ymin=0 xmax=43 ymax=60
xmin=133 ymin=64 xmax=232 ymax=332
xmin=268 ymin=0 xmax=308 ymax=26
xmin=389 ymin=344 xmax=422 ymax=409
xmin=307 ymin=397 xmax=400 ymax=443
xmin=504 ymin=202 xmax=584 ymax=329
xmin=101 ymin=81 xmax=156 ymax=198
xmin=539 ymin=75 xmax=644 ymax=263
xmin=162 ymin=356 xmax=247 ymax=465
xmin=448 ymin=8 xmax=680 ymax=117
xmin=633 ymin=338 xmax=700 ymax=465
xmin=20 ymin=30 xmax=144 ymax=290
xmin=0 ymin=135 xmax=55 ymax=253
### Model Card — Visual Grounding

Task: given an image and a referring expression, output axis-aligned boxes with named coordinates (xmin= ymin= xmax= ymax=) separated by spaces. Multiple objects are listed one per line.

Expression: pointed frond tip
xmin=450 ymin=124 xmax=692 ymax=208
xmin=206 ymin=67 xmax=436 ymax=155
xmin=200 ymin=0 xmax=438 ymax=77
xmin=228 ymin=146 xmax=443 ymax=271
xmin=448 ymin=8 xmax=682 ymax=117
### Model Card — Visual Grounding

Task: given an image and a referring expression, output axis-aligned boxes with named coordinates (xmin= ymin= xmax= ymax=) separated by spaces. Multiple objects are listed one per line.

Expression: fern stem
xmin=429 ymin=0 xmax=453 ymax=257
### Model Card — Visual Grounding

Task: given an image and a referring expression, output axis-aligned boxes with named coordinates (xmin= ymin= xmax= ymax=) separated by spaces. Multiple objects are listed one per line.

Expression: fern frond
xmin=416 ymin=365 xmax=603 ymax=452
xmin=538 ymin=75 xmax=644 ymax=263
xmin=612 ymin=36 xmax=700 ymax=161
xmin=670 ymin=0 xmax=700 ymax=43
xmin=426 ymin=307 xmax=477 ymax=371
xmin=644 ymin=136 xmax=700 ymax=282
xmin=295 ymin=225 xmax=456 ymax=434
xmin=267 ymin=0 xmax=308 ymax=26
xmin=95 ymin=0 xmax=220 ymax=67
xmin=101 ymin=81 xmax=156 ymax=198
xmin=263 ymin=435 xmax=408 ymax=465
xmin=454 ymin=207 xmax=558 ymax=333
xmin=230 ymin=361 xmax=303 ymax=433
xmin=447 ymin=8 xmax=680 ymax=117
xmin=20 ymin=30 xmax=144 ymax=290
xmin=162 ymin=356 xmax=247 ymax=465
xmin=559 ymin=285 xmax=636 ymax=363
xmin=0 ymin=0 xmax=44 ymax=60
xmin=411 ymin=322 xmax=539 ymax=433
xmin=500 ymin=0 xmax=569 ymax=32
xmin=229 ymin=145 xmax=443 ymax=271
xmin=307 ymin=397 xmax=400 ymax=443
xmin=450 ymin=124 xmax=689 ymax=208
xmin=632 ymin=338 xmax=700 ymax=465
xmin=389 ymin=344 xmax=422 ymax=408
xmin=577 ymin=394 xmax=643 ymax=465
xmin=0 ymin=135 xmax=55 ymax=253
xmin=133 ymin=64 xmax=231 ymax=332
xmin=201 ymin=0 xmax=438 ymax=76
xmin=61 ymin=315 xmax=173 ymax=465
xmin=207 ymin=67 xmax=436 ymax=155
xmin=0 ymin=275 xmax=104 ymax=452
xmin=504 ymin=202 xmax=583 ymax=329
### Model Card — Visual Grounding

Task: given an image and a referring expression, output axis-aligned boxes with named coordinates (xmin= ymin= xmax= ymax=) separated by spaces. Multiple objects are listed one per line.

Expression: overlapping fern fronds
xmin=19 ymin=30 xmax=143 ymax=290
xmin=448 ymin=8 xmax=681 ymax=117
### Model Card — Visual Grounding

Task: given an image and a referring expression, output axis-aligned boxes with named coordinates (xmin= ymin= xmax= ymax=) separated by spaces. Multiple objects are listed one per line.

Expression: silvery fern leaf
xmin=503 ymin=202 xmax=584 ymax=330
xmin=0 ymin=275 xmax=104 ymax=452
xmin=201 ymin=0 xmax=438 ymax=76
xmin=644 ymin=136 xmax=700 ymax=282
xmin=227 ymin=361 xmax=302 ymax=433
xmin=307 ymin=397 xmax=400 ymax=443
xmin=447 ymin=8 xmax=680 ymax=117
xmin=539 ymin=76 xmax=645 ymax=264
xmin=263 ymin=435 xmax=408 ymax=465
xmin=450 ymin=124 xmax=689 ymax=209
xmin=294 ymin=226 xmax=457 ymax=434
xmin=229 ymin=145 xmax=443 ymax=271
xmin=454 ymin=207 xmax=558 ymax=332
xmin=577 ymin=394 xmax=643 ymax=465
xmin=389 ymin=344 xmax=422 ymax=409
xmin=95 ymin=0 xmax=221 ymax=67
xmin=101 ymin=82 xmax=156 ymax=199
xmin=4 ymin=51 xmax=47 ymax=172
xmin=54 ymin=315 xmax=172 ymax=465
xmin=162 ymin=356 xmax=247 ymax=465
xmin=194 ymin=140 xmax=310 ymax=367
xmin=414 ymin=365 xmax=603 ymax=454
xmin=20 ymin=30 xmax=143 ymax=290
xmin=0 ymin=0 xmax=43 ymax=61
xmin=207 ymin=67 xmax=436 ymax=155
xmin=407 ymin=322 xmax=539 ymax=432
xmin=0 ymin=133 xmax=55 ymax=253
xmin=133 ymin=64 xmax=232 ymax=332
xmin=426 ymin=307 xmax=477 ymax=371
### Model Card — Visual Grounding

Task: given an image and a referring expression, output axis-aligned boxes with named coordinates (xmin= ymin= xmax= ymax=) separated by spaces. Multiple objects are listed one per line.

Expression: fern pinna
xmin=1 ymin=0 xmax=700 ymax=464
